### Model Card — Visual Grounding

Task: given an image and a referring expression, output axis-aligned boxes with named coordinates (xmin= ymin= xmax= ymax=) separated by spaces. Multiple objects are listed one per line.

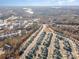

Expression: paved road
xmin=20 ymin=24 xmax=46 ymax=59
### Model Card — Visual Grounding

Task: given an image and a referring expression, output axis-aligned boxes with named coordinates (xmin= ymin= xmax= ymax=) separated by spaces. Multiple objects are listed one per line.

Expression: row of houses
xmin=0 ymin=30 xmax=22 ymax=40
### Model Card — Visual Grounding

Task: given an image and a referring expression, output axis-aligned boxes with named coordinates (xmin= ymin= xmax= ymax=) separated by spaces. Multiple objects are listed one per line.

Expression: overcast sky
xmin=0 ymin=0 xmax=79 ymax=6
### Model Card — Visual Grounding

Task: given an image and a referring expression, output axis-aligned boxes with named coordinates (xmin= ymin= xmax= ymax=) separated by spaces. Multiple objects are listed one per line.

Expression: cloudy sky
xmin=0 ymin=0 xmax=79 ymax=6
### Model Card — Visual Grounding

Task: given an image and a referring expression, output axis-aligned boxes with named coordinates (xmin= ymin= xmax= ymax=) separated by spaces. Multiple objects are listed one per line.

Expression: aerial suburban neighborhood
xmin=0 ymin=0 xmax=79 ymax=59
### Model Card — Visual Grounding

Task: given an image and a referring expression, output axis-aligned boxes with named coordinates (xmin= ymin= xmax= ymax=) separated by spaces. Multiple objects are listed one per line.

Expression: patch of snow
xmin=23 ymin=8 xmax=34 ymax=14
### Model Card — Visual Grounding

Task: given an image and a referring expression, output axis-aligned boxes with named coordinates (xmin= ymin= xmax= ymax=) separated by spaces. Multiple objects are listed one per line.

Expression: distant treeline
xmin=54 ymin=22 xmax=79 ymax=25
